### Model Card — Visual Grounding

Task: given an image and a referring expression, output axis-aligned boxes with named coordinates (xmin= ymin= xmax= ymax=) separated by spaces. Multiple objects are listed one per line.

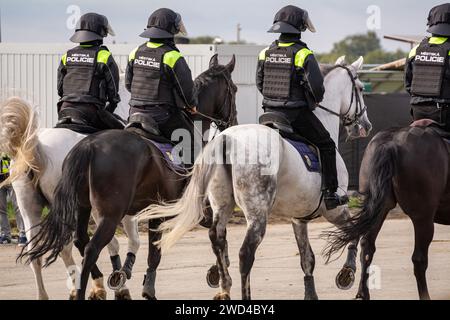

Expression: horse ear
xmin=351 ymin=56 xmax=364 ymax=70
xmin=209 ymin=54 xmax=219 ymax=68
xmin=226 ymin=54 xmax=236 ymax=73
xmin=335 ymin=55 xmax=346 ymax=65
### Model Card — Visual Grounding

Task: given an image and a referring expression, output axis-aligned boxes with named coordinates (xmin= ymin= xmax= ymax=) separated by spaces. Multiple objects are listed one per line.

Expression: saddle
xmin=259 ymin=112 xmax=320 ymax=173
xmin=410 ymin=119 xmax=450 ymax=140
xmin=125 ymin=112 xmax=186 ymax=172
xmin=55 ymin=106 xmax=125 ymax=134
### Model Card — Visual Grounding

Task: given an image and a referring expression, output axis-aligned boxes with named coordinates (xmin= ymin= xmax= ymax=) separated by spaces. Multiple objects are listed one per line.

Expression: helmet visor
xmin=304 ymin=12 xmax=316 ymax=33
xmin=176 ymin=13 xmax=188 ymax=36
xmin=106 ymin=23 xmax=116 ymax=37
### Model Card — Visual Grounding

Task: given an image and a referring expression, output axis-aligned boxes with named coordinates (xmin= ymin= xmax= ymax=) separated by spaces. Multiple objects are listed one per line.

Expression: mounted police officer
xmin=256 ymin=5 xmax=346 ymax=210
xmin=57 ymin=13 xmax=120 ymax=129
xmin=125 ymin=8 xmax=197 ymax=151
xmin=406 ymin=3 xmax=450 ymax=131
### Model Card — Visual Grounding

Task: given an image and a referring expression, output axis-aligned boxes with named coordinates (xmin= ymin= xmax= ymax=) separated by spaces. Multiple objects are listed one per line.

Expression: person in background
xmin=0 ymin=154 xmax=27 ymax=246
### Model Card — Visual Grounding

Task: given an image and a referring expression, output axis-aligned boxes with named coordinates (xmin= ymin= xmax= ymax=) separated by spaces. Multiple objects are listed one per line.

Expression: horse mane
xmin=193 ymin=65 xmax=234 ymax=97
xmin=320 ymin=63 xmax=347 ymax=77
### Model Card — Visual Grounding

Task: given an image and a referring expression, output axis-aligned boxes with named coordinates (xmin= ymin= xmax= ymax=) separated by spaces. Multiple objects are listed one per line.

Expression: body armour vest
xmin=262 ymin=43 xmax=308 ymax=106
xmin=130 ymin=43 xmax=176 ymax=105
xmin=411 ymin=39 xmax=450 ymax=98
xmin=63 ymin=46 xmax=103 ymax=100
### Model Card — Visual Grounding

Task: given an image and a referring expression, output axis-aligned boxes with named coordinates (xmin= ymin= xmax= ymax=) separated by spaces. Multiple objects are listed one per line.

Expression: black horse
xmin=325 ymin=124 xmax=450 ymax=300
xmin=23 ymin=54 xmax=237 ymax=300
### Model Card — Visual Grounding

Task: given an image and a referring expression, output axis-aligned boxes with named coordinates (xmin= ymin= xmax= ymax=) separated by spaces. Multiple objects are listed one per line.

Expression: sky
xmin=0 ymin=0 xmax=447 ymax=53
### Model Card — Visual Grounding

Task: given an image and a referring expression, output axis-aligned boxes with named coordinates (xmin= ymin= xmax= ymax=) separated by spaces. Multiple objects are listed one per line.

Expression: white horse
xmin=0 ymin=78 xmax=140 ymax=300
xmin=138 ymin=56 xmax=373 ymax=300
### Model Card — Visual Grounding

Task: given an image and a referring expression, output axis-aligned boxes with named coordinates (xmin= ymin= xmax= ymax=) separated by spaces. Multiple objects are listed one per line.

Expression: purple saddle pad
xmin=285 ymin=139 xmax=320 ymax=173
xmin=148 ymin=140 xmax=185 ymax=172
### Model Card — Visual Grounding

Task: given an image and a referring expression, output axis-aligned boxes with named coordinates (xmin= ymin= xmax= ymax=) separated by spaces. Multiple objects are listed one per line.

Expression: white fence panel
xmin=0 ymin=43 xmax=262 ymax=127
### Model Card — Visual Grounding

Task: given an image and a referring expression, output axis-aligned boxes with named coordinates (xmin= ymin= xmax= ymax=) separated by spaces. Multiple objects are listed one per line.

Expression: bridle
xmin=194 ymin=70 xmax=237 ymax=131
xmin=316 ymin=65 xmax=367 ymax=127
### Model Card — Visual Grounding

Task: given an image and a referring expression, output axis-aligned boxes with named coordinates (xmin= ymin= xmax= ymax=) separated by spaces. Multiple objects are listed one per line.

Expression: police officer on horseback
xmin=57 ymin=13 xmax=120 ymax=129
xmin=257 ymin=5 xmax=346 ymax=210
xmin=125 ymin=8 xmax=197 ymax=148
xmin=406 ymin=3 xmax=450 ymax=131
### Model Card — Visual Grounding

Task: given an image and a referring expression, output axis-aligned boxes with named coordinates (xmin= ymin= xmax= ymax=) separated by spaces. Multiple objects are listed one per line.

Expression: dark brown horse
xmin=325 ymin=124 xmax=450 ymax=300
xmin=22 ymin=54 xmax=237 ymax=300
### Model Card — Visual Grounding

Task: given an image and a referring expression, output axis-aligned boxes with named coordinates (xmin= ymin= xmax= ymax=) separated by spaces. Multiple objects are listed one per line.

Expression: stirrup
xmin=324 ymin=192 xmax=349 ymax=210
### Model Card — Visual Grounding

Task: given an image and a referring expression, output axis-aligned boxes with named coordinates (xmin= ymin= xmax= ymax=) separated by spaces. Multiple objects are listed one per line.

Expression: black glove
xmin=105 ymin=103 xmax=117 ymax=113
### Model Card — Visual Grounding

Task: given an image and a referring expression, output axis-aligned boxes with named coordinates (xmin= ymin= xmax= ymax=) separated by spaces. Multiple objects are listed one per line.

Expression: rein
xmin=316 ymin=65 xmax=367 ymax=127
xmin=194 ymin=71 xmax=237 ymax=131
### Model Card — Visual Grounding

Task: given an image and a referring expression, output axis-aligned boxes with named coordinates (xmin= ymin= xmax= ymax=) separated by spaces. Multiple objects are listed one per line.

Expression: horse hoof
xmin=213 ymin=293 xmax=230 ymax=300
xmin=142 ymin=292 xmax=157 ymax=300
xmin=69 ymin=290 xmax=77 ymax=300
xmin=206 ymin=265 xmax=220 ymax=289
xmin=108 ymin=270 xmax=127 ymax=291
xmin=115 ymin=288 xmax=132 ymax=300
xmin=88 ymin=288 xmax=107 ymax=300
xmin=335 ymin=266 xmax=355 ymax=290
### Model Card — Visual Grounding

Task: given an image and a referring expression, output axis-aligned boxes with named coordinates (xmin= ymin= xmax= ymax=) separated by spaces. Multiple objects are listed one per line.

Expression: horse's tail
xmin=138 ymin=136 xmax=227 ymax=253
xmin=20 ymin=143 xmax=92 ymax=266
xmin=323 ymin=140 xmax=399 ymax=260
xmin=0 ymin=97 xmax=42 ymax=186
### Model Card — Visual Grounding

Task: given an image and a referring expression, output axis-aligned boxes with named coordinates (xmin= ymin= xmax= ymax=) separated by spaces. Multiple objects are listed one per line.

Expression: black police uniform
xmin=126 ymin=9 xmax=196 ymax=142
xmin=258 ymin=5 xmax=344 ymax=210
xmin=57 ymin=13 xmax=120 ymax=128
xmin=405 ymin=4 xmax=450 ymax=130
xmin=257 ymin=36 xmax=338 ymax=196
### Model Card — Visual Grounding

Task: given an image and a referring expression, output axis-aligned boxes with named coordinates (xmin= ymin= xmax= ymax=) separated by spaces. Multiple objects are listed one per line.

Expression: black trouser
xmin=265 ymin=107 xmax=338 ymax=192
xmin=130 ymin=105 xmax=197 ymax=165
xmin=412 ymin=103 xmax=450 ymax=131
xmin=58 ymin=102 xmax=102 ymax=128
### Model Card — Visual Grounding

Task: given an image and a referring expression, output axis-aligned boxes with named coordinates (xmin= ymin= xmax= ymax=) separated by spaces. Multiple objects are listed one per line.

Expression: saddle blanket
xmin=285 ymin=139 xmax=320 ymax=173
xmin=148 ymin=140 xmax=185 ymax=172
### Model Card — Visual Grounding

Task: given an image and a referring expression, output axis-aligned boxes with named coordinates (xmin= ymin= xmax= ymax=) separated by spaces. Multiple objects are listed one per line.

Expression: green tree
xmin=316 ymin=32 xmax=406 ymax=64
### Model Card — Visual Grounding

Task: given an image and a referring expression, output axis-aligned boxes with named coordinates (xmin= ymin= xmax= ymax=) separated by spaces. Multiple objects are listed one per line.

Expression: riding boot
xmin=320 ymin=148 xmax=348 ymax=210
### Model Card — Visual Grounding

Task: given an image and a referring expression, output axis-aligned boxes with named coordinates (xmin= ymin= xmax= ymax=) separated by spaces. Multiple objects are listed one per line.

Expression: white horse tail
xmin=138 ymin=135 xmax=227 ymax=253
xmin=0 ymin=97 xmax=42 ymax=186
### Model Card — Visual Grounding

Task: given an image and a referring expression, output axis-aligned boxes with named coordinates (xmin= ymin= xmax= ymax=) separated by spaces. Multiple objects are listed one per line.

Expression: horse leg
xmin=58 ymin=242 xmax=79 ymax=300
xmin=92 ymin=210 xmax=132 ymax=300
xmin=209 ymin=203 xmax=234 ymax=300
xmin=142 ymin=218 xmax=162 ymax=300
xmin=411 ymin=217 xmax=434 ymax=300
xmin=292 ymin=219 xmax=318 ymax=300
xmin=73 ymin=208 xmax=105 ymax=300
xmin=239 ymin=215 xmax=267 ymax=300
xmin=111 ymin=215 xmax=140 ymax=300
xmin=76 ymin=217 xmax=118 ymax=300
xmin=323 ymin=207 xmax=358 ymax=290
xmin=13 ymin=179 xmax=49 ymax=300
xmin=355 ymin=210 xmax=388 ymax=300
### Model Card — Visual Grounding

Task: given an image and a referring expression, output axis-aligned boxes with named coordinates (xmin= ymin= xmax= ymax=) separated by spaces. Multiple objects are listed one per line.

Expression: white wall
xmin=0 ymin=43 xmax=265 ymax=128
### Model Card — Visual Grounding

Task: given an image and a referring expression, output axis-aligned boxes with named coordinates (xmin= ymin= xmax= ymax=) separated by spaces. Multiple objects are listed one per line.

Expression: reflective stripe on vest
xmin=258 ymin=45 xmax=312 ymax=68
xmin=411 ymin=39 xmax=449 ymax=97
xmin=262 ymin=45 xmax=296 ymax=99
xmin=1 ymin=159 xmax=9 ymax=174
xmin=63 ymin=49 xmax=110 ymax=65
xmin=409 ymin=38 xmax=450 ymax=59
xmin=129 ymin=42 xmax=182 ymax=69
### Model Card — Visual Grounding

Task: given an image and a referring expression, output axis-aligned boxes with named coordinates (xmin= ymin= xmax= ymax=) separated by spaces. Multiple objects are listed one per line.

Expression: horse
xmin=137 ymin=56 xmax=373 ymax=300
xmin=0 ymin=77 xmax=140 ymax=300
xmin=23 ymin=54 xmax=238 ymax=300
xmin=324 ymin=122 xmax=450 ymax=300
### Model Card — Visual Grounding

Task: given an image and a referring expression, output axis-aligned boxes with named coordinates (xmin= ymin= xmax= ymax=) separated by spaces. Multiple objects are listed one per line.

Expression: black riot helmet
xmin=70 ymin=13 xmax=115 ymax=43
xmin=427 ymin=3 xmax=450 ymax=37
xmin=268 ymin=5 xmax=316 ymax=34
xmin=139 ymin=8 xmax=187 ymax=39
